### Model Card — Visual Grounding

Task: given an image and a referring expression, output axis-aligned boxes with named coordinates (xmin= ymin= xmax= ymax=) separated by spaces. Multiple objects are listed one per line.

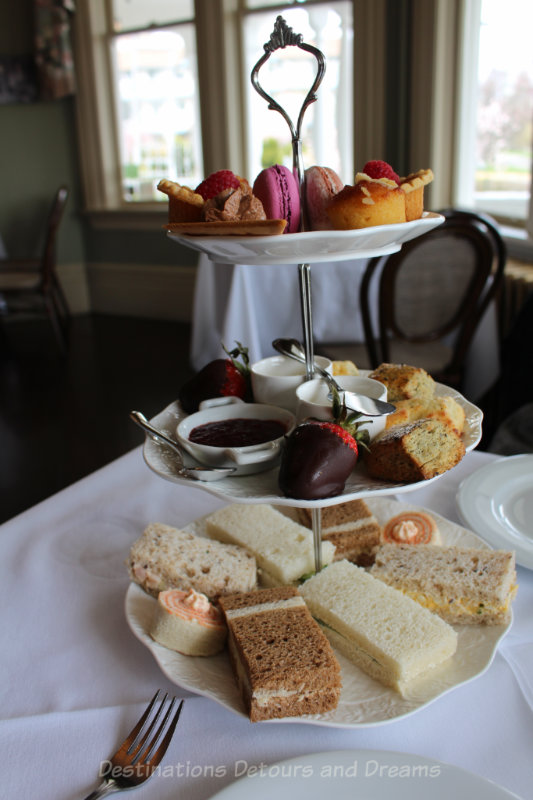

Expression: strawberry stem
xmin=222 ymin=341 xmax=250 ymax=376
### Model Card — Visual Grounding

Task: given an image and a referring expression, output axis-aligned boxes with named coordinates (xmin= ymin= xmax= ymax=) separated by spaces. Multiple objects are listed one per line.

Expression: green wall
xmin=0 ymin=0 xmax=189 ymax=273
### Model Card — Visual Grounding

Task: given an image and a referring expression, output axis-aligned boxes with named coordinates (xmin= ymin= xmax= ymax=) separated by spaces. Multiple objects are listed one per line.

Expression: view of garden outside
xmin=475 ymin=0 xmax=533 ymax=219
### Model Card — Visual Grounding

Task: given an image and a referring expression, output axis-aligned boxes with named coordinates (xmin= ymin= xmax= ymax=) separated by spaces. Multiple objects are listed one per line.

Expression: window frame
xmin=73 ymin=0 xmax=533 ymax=257
xmin=73 ymin=0 xmax=386 ymax=228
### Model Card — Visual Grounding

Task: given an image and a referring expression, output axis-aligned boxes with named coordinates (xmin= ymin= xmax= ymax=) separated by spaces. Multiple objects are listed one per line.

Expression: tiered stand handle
xmin=251 ymin=16 xmax=327 ymax=570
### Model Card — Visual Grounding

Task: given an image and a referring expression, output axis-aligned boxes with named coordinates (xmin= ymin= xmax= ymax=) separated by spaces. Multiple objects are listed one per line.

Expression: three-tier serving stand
xmin=155 ymin=17 xmax=453 ymax=574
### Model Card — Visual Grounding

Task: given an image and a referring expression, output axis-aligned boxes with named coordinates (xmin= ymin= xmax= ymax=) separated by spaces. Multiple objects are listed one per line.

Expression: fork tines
xmin=121 ymin=691 xmax=183 ymax=768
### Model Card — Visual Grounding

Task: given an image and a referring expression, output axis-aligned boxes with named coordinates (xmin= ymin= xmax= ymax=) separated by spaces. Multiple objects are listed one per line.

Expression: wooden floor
xmin=0 ymin=314 xmax=195 ymax=525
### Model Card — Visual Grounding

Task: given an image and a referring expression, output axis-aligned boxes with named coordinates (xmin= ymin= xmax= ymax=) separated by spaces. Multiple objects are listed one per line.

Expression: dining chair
xmin=0 ymin=185 xmax=70 ymax=352
xmin=357 ymin=208 xmax=507 ymax=391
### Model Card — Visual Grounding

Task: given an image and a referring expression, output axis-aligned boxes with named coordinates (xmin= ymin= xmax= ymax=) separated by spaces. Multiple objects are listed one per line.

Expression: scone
xmin=326 ymin=174 xmax=406 ymax=229
xmin=369 ymin=363 xmax=435 ymax=403
xmin=365 ymin=418 xmax=466 ymax=482
xmin=385 ymin=395 xmax=465 ymax=434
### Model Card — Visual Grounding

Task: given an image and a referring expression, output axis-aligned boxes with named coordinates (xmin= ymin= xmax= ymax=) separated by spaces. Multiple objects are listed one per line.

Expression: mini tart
xmin=158 ymin=179 xmax=204 ymax=223
xmin=164 ymin=219 xmax=287 ymax=236
xmin=382 ymin=511 xmax=441 ymax=545
xmin=150 ymin=588 xmax=227 ymax=656
xmin=400 ymin=168 xmax=434 ymax=221
xmin=326 ymin=173 xmax=406 ymax=230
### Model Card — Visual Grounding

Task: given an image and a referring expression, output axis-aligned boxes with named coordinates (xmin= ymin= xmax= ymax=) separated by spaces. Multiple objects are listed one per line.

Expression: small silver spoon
xmin=272 ymin=338 xmax=396 ymax=417
xmin=130 ymin=411 xmax=236 ymax=481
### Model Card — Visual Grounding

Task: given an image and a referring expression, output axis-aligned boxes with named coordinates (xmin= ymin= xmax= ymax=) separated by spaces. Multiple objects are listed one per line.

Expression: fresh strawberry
xmin=178 ymin=342 xmax=250 ymax=413
xmin=362 ymin=160 xmax=401 ymax=185
xmin=278 ymin=389 xmax=370 ymax=499
xmin=195 ymin=170 xmax=241 ymax=201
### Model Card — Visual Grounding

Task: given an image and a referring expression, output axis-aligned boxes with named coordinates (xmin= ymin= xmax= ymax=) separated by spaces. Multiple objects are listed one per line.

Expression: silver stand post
xmin=251 ymin=16 xmax=326 ymax=573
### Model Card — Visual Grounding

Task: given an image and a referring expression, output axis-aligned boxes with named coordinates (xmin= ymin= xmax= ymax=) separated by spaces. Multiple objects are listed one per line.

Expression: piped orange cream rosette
xmin=150 ymin=588 xmax=227 ymax=656
xmin=382 ymin=511 xmax=441 ymax=546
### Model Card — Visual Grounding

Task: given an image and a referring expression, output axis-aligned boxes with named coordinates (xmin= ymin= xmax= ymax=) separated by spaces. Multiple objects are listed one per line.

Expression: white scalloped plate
xmin=206 ymin=750 xmax=520 ymax=799
xmin=167 ymin=213 xmax=444 ymax=265
xmin=457 ymin=454 xmax=533 ymax=570
xmin=124 ymin=496 xmax=511 ymax=728
xmin=140 ymin=377 xmax=482 ymax=508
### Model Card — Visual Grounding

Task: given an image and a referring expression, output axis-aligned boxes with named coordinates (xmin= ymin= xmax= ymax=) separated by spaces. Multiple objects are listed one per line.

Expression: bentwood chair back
xmin=359 ymin=209 xmax=507 ymax=391
xmin=0 ymin=185 xmax=69 ymax=352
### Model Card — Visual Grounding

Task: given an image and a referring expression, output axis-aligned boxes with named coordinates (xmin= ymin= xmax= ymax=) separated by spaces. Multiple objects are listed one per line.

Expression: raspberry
xmin=362 ymin=160 xmax=401 ymax=185
xmin=195 ymin=170 xmax=241 ymax=201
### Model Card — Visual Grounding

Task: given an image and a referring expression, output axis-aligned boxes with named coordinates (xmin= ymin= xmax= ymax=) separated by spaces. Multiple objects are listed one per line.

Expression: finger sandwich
xmin=126 ymin=522 xmax=257 ymax=599
xmin=218 ymin=586 xmax=342 ymax=721
xmin=205 ymin=503 xmax=335 ymax=586
xmin=371 ymin=544 xmax=517 ymax=625
xmin=300 ymin=559 xmax=457 ymax=695
xmin=297 ymin=499 xmax=381 ymax=566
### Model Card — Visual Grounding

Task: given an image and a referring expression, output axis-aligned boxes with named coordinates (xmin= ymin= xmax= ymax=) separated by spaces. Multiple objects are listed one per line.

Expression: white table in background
xmin=1 ymin=447 xmax=531 ymax=799
xmin=191 ymin=254 xmax=500 ymax=402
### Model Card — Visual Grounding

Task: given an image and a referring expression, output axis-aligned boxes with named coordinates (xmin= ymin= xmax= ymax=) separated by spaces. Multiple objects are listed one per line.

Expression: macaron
xmin=252 ymin=165 xmax=301 ymax=233
xmin=304 ymin=166 xmax=344 ymax=230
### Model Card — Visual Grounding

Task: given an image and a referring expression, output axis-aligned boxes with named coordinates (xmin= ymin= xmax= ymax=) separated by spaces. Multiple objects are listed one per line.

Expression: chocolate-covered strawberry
xmin=278 ymin=392 xmax=369 ymax=500
xmin=179 ymin=342 xmax=250 ymax=413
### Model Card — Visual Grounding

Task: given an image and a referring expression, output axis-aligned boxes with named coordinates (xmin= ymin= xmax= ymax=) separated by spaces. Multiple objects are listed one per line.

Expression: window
xmin=74 ymin=0 xmax=358 ymax=217
xmin=242 ymin=2 xmax=353 ymax=181
xmin=110 ymin=1 xmax=202 ymax=202
xmin=455 ymin=0 xmax=533 ymax=230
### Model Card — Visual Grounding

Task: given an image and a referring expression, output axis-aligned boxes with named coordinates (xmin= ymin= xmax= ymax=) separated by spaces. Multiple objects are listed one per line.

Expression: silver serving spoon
xmin=130 ymin=411 xmax=236 ymax=481
xmin=272 ymin=338 xmax=396 ymax=417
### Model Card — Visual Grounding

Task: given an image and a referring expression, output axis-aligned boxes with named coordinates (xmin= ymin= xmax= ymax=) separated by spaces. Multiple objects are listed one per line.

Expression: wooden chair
xmin=359 ymin=209 xmax=507 ymax=391
xmin=0 ymin=186 xmax=70 ymax=352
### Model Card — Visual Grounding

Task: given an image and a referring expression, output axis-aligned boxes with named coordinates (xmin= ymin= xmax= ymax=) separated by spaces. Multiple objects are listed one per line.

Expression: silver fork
xmin=82 ymin=691 xmax=184 ymax=799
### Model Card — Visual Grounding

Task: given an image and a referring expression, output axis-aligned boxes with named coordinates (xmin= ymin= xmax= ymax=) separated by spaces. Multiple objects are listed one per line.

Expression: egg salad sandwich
xmin=370 ymin=544 xmax=517 ymax=625
xmin=204 ymin=503 xmax=335 ymax=586
xmin=300 ymin=559 xmax=457 ymax=695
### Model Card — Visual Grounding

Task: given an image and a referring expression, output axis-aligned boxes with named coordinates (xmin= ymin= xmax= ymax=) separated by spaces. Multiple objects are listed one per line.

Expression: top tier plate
xmin=166 ymin=212 xmax=444 ymax=265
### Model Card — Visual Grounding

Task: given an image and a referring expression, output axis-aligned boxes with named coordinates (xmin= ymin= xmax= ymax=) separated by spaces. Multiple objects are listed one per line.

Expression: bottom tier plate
xmin=124 ymin=496 xmax=511 ymax=729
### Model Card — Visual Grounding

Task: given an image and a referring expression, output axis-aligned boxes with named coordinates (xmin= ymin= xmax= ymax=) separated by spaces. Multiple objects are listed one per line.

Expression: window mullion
xmin=194 ymin=0 xmax=246 ymax=176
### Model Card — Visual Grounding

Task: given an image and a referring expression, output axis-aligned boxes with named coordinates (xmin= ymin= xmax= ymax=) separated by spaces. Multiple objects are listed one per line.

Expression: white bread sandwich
xmin=126 ymin=522 xmax=257 ymax=599
xmin=300 ymin=559 xmax=457 ymax=695
xmin=297 ymin=499 xmax=381 ymax=566
xmin=218 ymin=586 xmax=341 ymax=721
xmin=204 ymin=503 xmax=335 ymax=586
xmin=371 ymin=544 xmax=517 ymax=625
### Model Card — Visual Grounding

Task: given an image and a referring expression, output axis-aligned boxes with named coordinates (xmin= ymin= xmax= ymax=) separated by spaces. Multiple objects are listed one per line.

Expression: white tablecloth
xmin=2 ymin=449 xmax=531 ymax=800
xmin=191 ymin=255 xmax=500 ymax=401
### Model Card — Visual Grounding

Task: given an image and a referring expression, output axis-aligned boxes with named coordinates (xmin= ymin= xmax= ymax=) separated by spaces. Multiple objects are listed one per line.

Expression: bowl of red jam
xmin=176 ymin=398 xmax=296 ymax=475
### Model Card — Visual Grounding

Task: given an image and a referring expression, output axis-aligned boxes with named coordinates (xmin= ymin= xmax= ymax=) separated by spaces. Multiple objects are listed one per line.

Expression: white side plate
xmin=205 ymin=749 xmax=520 ymax=799
xmin=457 ymin=454 xmax=533 ymax=569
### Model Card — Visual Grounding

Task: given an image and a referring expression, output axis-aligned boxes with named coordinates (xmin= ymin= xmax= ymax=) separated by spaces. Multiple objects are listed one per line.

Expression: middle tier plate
xmin=141 ymin=378 xmax=482 ymax=507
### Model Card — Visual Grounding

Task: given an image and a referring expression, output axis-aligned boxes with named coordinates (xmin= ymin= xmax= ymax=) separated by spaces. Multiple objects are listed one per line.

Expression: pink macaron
xmin=304 ymin=166 xmax=344 ymax=230
xmin=252 ymin=165 xmax=301 ymax=234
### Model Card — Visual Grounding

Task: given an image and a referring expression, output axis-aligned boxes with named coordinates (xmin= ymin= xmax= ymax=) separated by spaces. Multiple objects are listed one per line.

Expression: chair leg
xmin=43 ymin=294 xmax=68 ymax=353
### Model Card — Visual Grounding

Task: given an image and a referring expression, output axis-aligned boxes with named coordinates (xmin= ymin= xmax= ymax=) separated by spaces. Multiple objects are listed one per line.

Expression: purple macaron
xmin=253 ymin=165 xmax=301 ymax=233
